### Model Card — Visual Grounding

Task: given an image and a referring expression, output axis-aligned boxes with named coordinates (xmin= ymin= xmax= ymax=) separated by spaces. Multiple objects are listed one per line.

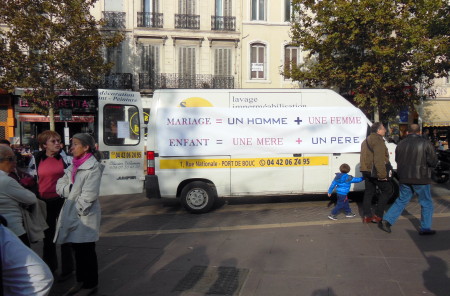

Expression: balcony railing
xmin=102 ymin=11 xmax=126 ymax=29
xmin=139 ymin=73 xmax=234 ymax=90
xmin=102 ymin=73 xmax=133 ymax=90
xmin=175 ymin=14 xmax=200 ymax=29
xmin=211 ymin=16 xmax=236 ymax=31
xmin=137 ymin=12 xmax=164 ymax=28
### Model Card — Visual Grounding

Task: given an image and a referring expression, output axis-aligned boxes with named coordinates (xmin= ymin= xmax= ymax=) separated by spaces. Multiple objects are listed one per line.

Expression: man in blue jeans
xmin=379 ymin=124 xmax=438 ymax=235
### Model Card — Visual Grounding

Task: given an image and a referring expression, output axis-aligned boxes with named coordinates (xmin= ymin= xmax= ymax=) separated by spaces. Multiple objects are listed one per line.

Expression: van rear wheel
xmin=180 ymin=181 xmax=216 ymax=213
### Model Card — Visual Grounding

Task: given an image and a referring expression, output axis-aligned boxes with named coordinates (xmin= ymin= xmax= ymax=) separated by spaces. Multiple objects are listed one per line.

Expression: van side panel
xmin=146 ymin=89 xmax=379 ymax=199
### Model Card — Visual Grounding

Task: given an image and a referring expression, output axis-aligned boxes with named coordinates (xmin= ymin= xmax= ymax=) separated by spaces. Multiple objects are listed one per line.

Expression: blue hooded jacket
xmin=328 ymin=173 xmax=364 ymax=196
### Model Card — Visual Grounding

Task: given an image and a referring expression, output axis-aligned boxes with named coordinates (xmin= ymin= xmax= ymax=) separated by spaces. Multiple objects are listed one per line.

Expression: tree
xmin=286 ymin=0 xmax=450 ymax=121
xmin=0 ymin=0 xmax=123 ymax=130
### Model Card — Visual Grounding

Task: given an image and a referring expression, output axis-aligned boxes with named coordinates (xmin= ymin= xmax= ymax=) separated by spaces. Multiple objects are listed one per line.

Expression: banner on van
xmin=157 ymin=107 xmax=369 ymax=156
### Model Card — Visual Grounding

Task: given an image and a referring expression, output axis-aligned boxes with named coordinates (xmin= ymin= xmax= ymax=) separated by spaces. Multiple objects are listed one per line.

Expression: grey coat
xmin=54 ymin=155 xmax=104 ymax=244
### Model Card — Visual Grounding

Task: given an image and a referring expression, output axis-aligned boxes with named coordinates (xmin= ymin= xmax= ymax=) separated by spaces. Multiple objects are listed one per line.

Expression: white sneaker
xmin=345 ymin=213 xmax=356 ymax=218
xmin=328 ymin=215 xmax=338 ymax=220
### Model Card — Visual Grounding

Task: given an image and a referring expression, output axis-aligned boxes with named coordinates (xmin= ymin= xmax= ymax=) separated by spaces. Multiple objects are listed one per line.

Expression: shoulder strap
xmin=365 ymin=137 xmax=374 ymax=153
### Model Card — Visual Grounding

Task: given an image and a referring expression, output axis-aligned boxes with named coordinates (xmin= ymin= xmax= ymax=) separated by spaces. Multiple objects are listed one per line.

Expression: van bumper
xmin=145 ymin=175 xmax=161 ymax=199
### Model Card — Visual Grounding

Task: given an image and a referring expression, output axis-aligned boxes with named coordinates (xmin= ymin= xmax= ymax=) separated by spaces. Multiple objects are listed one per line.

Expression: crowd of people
xmin=0 ymin=132 xmax=103 ymax=296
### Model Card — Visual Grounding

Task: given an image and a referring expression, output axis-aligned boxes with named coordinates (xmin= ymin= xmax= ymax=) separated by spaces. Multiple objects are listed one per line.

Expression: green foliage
xmin=287 ymin=0 xmax=450 ymax=120
xmin=0 ymin=0 xmax=123 ymax=128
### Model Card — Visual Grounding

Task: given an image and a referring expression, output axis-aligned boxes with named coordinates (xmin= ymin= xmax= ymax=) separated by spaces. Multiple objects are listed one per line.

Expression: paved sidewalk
xmin=40 ymin=187 xmax=450 ymax=296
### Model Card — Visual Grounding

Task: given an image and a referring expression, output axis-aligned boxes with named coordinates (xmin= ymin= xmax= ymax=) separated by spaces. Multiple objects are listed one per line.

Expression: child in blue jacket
xmin=327 ymin=163 xmax=364 ymax=220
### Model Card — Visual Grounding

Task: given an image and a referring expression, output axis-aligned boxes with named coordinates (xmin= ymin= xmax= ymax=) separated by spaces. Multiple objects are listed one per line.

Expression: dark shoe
xmin=419 ymin=229 xmax=436 ymax=235
xmin=73 ymin=286 xmax=98 ymax=296
xmin=371 ymin=215 xmax=382 ymax=223
xmin=57 ymin=271 xmax=74 ymax=283
xmin=362 ymin=216 xmax=372 ymax=223
xmin=63 ymin=282 xmax=83 ymax=296
xmin=378 ymin=220 xmax=392 ymax=233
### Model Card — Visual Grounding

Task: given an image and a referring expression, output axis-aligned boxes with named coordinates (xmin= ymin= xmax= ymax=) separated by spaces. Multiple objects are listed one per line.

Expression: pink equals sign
xmin=216 ymin=119 xmax=223 ymax=124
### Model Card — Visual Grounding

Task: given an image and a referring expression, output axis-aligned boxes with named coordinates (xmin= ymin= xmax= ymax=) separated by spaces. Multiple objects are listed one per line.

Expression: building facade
xmin=1 ymin=0 xmax=448 ymax=142
xmin=93 ymin=0 xmax=243 ymax=93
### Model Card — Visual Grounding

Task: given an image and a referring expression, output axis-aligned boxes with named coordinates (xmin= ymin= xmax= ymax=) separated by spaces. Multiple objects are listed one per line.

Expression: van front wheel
xmin=180 ymin=181 xmax=216 ymax=213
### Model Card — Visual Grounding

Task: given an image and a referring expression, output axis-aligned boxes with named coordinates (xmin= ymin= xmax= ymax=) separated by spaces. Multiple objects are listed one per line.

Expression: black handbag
xmin=366 ymin=138 xmax=393 ymax=180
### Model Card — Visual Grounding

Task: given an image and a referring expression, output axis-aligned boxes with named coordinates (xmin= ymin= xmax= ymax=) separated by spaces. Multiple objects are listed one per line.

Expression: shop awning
xmin=421 ymin=100 xmax=450 ymax=127
xmin=18 ymin=114 xmax=95 ymax=123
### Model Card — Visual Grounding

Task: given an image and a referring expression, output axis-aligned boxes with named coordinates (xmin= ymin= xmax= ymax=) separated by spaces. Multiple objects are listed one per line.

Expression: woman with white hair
xmin=55 ymin=133 xmax=104 ymax=296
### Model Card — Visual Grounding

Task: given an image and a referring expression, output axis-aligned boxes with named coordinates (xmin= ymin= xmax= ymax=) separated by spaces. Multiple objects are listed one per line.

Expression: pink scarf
xmin=72 ymin=153 xmax=92 ymax=183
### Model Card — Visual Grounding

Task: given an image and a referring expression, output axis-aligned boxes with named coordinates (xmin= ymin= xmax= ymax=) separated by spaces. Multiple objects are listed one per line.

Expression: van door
xmin=97 ymin=89 xmax=145 ymax=195
xmin=230 ymin=154 xmax=304 ymax=195
xmin=301 ymin=153 xmax=332 ymax=193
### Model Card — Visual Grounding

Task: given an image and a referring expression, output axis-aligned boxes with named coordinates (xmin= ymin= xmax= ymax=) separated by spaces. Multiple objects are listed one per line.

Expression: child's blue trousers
xmin=331 ymin=194 xmax=351 ymax=215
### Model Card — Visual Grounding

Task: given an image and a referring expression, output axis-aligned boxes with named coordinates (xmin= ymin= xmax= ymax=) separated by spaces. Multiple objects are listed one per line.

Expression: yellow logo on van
xmin=179 ymin=97 xmax=214 ymax=107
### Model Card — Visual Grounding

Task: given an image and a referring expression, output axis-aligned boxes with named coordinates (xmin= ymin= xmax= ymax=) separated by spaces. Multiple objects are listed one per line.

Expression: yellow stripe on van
xmin=110 ymin=151 xmax=142 ymax=159
xmin=160 ymin=156 xmax=328 ymax=169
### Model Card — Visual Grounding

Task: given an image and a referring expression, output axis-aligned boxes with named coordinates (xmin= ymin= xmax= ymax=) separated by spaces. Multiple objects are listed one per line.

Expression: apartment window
xmin=284 ymin=45 xmax=299 ymax=78
xmin=216 ymin=0 xmax=232 ymax=16
xmin=250 ymin=43 xmax=266 ymax=79
xmin=251 ymin=0 xmax=266 ymax=21
xmin=143 ymin=0 xmax=159 ymax=12
xmin=141 ymin=44 xmax=160 ymax=75
xmin=214 ymin=48 xmax=232 ymax=76
xmin=106 ymin=43 xmax=123 ymax=73
xmin=179 ymin=0 xmax=196 ymax=14
xmin=284 ymin=0 xmax=291 ymax=22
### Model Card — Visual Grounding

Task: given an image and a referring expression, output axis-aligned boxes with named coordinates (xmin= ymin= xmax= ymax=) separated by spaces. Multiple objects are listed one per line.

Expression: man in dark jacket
xmin=360 ymin=122 xmax=393 ymax=223
xmin=379 ymin=124 xmax=438 ymax=234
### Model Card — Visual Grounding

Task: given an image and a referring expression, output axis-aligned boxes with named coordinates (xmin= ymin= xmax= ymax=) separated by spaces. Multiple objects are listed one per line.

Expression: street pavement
xmin=35 ymin=183 xmax=450 ymax=296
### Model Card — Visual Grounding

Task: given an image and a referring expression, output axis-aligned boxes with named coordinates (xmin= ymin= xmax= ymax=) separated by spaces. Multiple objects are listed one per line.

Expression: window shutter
xmin=251 ymin=0 xmax=257 ymax=20
xmin=214 ymin=48 xmax=220 ymax=75
xmin=224 ymin=0 xmax=232 ymax=16
xmin=214 ymin=48 xmax=231 ymax=76
xmin=258 ymin=0 xmax=265 ymax=21
xmin=179 ymin=47 xmax=196 ymax=76
xmin=178 ymin=0 xmax=183 ymax=13
xmin=141 ymin=44 xmax=160 ymax=75
xmin=285 ymin=0 xmax=291 ymax=22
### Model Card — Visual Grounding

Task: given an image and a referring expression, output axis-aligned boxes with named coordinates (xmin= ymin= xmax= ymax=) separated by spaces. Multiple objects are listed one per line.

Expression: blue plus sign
xmin=294 ymin=117 xmax=303 ymax=125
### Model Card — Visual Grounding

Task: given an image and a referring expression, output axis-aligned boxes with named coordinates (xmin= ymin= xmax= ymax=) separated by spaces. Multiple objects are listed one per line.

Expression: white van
xmin=145 ymin=89 xmax=396 ymax=213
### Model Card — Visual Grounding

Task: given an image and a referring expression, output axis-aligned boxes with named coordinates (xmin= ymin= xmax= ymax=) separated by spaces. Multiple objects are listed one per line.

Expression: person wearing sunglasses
xmin=0 ymin=145 xmax=38 ymax=247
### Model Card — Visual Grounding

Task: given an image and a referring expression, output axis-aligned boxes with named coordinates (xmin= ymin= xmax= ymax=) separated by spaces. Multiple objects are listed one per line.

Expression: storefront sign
xmin=18 ymin=97 xmax=96 ymax=113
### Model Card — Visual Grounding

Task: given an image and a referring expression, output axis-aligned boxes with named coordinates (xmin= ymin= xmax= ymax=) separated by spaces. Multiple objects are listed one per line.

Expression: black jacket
xmin=395 ymin=134 xmax=438 ymax=184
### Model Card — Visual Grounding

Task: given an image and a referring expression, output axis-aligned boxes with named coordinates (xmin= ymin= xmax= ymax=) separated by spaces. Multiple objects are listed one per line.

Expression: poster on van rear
xmin=157 ymin=107 xmax=369 ymax=156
